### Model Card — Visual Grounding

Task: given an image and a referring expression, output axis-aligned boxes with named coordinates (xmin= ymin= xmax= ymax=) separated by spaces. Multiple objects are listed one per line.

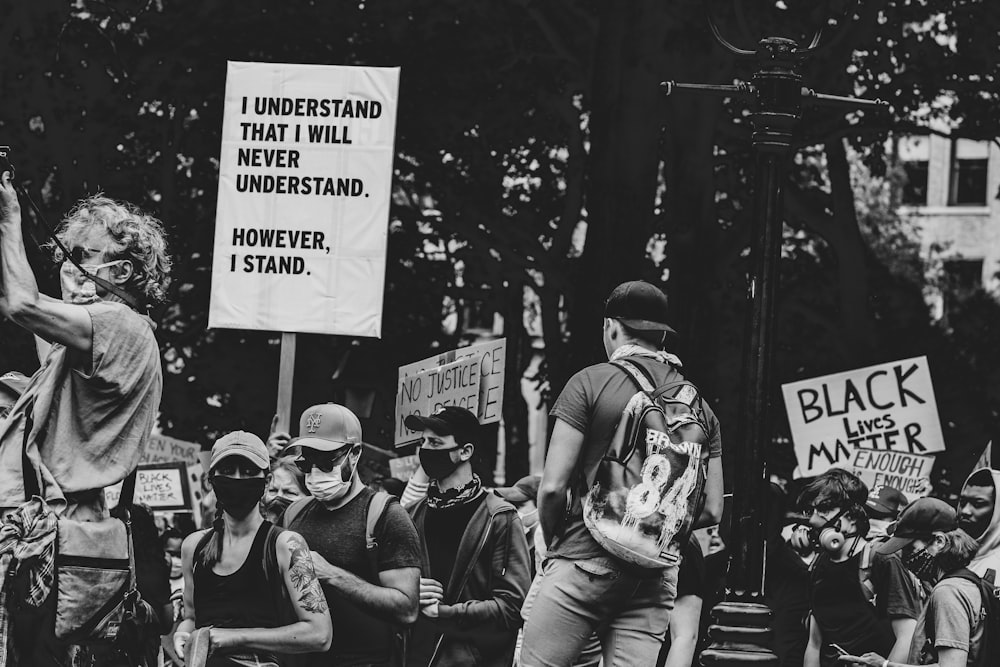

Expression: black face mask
xmin=419 ymin=446 xmax=461 ymax=480
xmin=263 ymin=494 xmax=295 ymax=519
xmin=902 ymin=545 xmax=939 ymax=583
xmin=213 ymin=477 xmax=267 ymax=519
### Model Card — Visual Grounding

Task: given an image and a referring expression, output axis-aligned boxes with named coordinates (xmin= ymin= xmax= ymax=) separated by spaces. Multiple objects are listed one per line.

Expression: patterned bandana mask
xmin=427 ymin=474 xmax=484 ymax=509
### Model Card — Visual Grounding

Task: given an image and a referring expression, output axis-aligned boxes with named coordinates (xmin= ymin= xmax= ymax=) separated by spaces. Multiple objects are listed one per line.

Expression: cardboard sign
xmin=782 ymin=356 xmax=945 ymax=477
xmin=105 ymin=462 xmax=193 ymax=511
xmin=209 ymin=61 xmax=400 ymax=337
xmin=394 ymin=339 xmax=506 ymax=446
xmin=389 ymin=454 xmax=421 ymax=482
xmin=850 ymin=449 xmax=934 ymax=498
xmin=141 ymin=434 xmax=203 ymax=467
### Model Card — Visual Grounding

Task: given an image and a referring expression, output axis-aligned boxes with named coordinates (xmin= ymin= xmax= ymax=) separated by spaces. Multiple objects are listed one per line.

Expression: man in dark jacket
xmin=404 ymin=406 xmax=531 ymax=667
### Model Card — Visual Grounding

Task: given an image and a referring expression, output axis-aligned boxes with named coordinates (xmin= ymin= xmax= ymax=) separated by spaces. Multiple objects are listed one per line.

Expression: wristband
xmin=882 ymin=660 xmax=889 ymax=667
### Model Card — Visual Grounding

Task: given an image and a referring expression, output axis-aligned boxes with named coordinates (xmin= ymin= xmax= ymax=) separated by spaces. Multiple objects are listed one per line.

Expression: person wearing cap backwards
xmin=403 ymin=405 xmax=531 ymax=667
xmin=520 ymin=280 xmax=724 ymax=667
xmin=957 ymin=468 xmax=1000 ymax=587
xmin=174 ymin=431 xmax=332 ymax=666
xmin=864 ymin=486 xmax=933 ymax=665
xmin=281 ymin=403 xmax=422 ymax=667
xmin=839 ymin=498 xmax=987 ymax=667
xmin=0 ymin=180 xmax=171 ymax=520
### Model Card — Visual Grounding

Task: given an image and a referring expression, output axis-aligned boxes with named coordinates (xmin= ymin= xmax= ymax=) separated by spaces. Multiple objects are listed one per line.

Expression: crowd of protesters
xmin=0 ymin=167 xmax=995 ymax=667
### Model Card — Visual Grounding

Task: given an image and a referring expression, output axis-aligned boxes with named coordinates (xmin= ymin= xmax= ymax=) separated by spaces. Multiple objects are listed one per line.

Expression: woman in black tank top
xmin=173 ymin=432 xmax=332 ymax=666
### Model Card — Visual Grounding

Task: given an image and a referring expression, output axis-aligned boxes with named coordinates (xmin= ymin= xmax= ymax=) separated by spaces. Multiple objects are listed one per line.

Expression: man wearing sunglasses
xmin=0 ymin=173 xmax=170 ymax=520
xmin=282 ymin=403 xmax=421 ymax=667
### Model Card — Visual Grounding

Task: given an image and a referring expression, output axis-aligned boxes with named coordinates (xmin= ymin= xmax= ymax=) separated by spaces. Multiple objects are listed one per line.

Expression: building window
xmin=948 ymin=139 xmax=989 ymax=206
xmin=941 ymin=258 xmax=984 ymax=325
xmin=897 ymin=136 xmax=929 ymax=206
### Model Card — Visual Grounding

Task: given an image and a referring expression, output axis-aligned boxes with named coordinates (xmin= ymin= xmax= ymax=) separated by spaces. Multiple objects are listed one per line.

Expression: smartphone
xmin=0 ymin=146 xmax=13 ymax=177
xmin=830 ymin=643 xmax=849 ymax=657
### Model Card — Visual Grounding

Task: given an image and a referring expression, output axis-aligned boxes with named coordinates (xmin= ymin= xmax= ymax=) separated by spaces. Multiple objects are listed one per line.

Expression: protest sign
xmin=395 ymin=339 xmax=506 ymax=446
xmin=389 ymin=454 xmax=421 ymax=481
xmin=850 ymin=449 xmax=934 ymax=498
xmin=782 ymin=356 xmax=945 ymax=477
xmin=105 ymin=462 xmax=193 ymax=511
xmin=141 ymin=433 xmax=202 ymax=467
xmin=209 ymin=61 xmax=400 ymax=337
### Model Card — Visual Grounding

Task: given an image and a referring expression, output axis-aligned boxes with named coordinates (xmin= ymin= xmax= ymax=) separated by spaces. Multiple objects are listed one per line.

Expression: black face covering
xmin=213 ymin=477 xmax=267 ymax=519
xmin=902 ymin=545 xmax=939 ymax=582
xmin=419 ymin=446 xmax=461 ymax=480
xmin=263 ymin=494 xmax=295 ymax=519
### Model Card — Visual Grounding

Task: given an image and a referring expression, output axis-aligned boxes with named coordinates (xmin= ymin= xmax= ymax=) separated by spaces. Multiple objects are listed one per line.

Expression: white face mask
xmin=305 ymin=454 xmax=357 ymax=503
xmin=60 ymin=259 xmax=127 ymax=304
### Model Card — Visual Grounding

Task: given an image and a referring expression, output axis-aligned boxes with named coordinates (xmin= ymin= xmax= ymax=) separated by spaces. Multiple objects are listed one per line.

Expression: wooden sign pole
xmin=276 ymin=332 xmax=297 ymax=433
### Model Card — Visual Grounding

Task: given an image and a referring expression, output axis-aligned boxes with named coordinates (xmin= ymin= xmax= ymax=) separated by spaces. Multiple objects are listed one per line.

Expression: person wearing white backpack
xmin=521 ymin=280 xmax=724 ymax=667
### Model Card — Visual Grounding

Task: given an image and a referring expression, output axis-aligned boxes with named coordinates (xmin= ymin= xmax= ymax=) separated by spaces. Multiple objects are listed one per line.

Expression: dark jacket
xmin=406 ymin=491 xmax=531 ymax=667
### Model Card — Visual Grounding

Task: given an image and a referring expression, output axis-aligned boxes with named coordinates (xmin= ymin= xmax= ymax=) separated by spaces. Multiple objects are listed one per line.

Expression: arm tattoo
xmin=286 ymin=536 xmax=329 ymax=615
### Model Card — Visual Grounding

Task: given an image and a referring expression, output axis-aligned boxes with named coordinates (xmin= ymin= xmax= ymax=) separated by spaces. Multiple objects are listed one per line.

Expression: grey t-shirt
xmin=909 ymin=577 xmax=985 ymax=665
xmin=0 ymin=301 xmax=161 ymax=508
xmin=547 ymin=357 xmax=722 ymax=560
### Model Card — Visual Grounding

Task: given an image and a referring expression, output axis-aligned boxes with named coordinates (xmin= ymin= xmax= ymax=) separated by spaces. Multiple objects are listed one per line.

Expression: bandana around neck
xmin=610 ymin=344 xmax=683 ymax=367
xmin=427 ymin=474 xmax=484 ymax=509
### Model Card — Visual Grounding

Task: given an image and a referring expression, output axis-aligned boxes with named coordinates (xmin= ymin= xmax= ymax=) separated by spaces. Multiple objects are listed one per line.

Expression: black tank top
xmin=193 ymin=520 xmax=279 ymax=630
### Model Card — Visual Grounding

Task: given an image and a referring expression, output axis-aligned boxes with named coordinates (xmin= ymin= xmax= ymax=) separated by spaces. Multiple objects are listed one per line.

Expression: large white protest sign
xmin=850 ymin=449 xmax=934 ymax=498
xmin=395 ymin=339 xmax=506 ymax=446
xmin=209 ymin=62 xmax=400 ymax=337
xmin=105 ymin=462 xmax=193 ymax=511
xmin=782 ymin=356 xmax=945 ymax=477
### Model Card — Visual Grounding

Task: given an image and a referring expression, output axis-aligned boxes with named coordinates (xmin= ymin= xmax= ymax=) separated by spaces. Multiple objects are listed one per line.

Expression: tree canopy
xmin=1 ymin=0 xmax=997 ymax=486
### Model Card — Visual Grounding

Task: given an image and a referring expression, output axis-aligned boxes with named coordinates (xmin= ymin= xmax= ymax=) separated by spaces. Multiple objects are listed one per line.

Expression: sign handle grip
xmin=276 ymin=332 xmax=297 ymax=433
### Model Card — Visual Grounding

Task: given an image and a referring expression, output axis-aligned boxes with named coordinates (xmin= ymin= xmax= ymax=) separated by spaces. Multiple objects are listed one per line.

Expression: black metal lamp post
xmin=662 ymin=15 xmax=887 ymax=667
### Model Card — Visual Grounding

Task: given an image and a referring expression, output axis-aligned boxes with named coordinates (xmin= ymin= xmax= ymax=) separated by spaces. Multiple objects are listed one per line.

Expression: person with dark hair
xmin=863 ymin=487 xmax=930 ymax=664
xmin=958 ymin=468 xmax=1000 ymax=585
xmin=840 ymin=498 xmax=987 ymax=667
xmin=175 ymin=431 xmax=331 ymax=666
xmin=522 ymin=280 xmax=724 ymax=667
xmin=405 ymin=406 xmax=531 ymax=667
xmin=801 ymin=470 xmax=893 ymax=667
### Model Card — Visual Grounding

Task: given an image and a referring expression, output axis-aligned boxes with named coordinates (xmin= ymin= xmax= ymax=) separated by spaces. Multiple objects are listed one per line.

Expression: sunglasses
xmin=294 ymin=447 xmax=353 ymax=474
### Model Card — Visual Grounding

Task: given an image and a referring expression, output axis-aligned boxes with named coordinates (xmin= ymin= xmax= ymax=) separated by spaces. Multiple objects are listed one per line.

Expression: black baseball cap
xmin=875 ymin=497 xmax=958 ymax=555
xmin=404 ymin=406 xmax=480 ymax=446
xmin=866 ymin=486 xmax=909 ymax=520
xmin=604 ymin=281 xmax=677 ymax=334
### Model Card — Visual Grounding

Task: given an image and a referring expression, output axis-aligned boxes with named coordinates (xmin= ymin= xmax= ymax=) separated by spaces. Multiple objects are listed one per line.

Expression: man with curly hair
xmin=0 ymin=170 xmax=171 ymax=520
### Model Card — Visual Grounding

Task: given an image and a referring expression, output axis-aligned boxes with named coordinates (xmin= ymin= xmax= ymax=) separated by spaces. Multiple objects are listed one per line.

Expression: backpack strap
xmin=281 ymin=496 xmax=316 ymax=529
xmin=611 ymin=359 xmax=656 ymax=393
xmin=858 ymin=542 xmax=876 ymax=604
xmin=612 ymin=359 xmax=700 ymax=407
xmin=366 ymin=491 xmax=392 ymax=580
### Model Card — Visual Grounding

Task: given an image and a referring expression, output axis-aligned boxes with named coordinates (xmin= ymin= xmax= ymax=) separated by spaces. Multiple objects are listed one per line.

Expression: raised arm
xmin=0 ymin=171 xmax=92 ymax=352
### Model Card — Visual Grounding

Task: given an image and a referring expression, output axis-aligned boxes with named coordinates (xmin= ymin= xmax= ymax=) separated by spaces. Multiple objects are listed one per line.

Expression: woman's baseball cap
xmin=210 ymin=430 xmax=269 ymax=471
